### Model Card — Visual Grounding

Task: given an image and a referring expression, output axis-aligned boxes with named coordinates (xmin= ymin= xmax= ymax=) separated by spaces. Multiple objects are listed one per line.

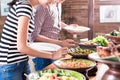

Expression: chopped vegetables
xmin=92 ymin=36 xmax=108 ymax=47
xmin=79 ymin=36 xmax=108 ymax=47
xmin=29 ymin=69 xmax=85 ymax=80
xmin=38 ymin=73 xmax=78 ymax=80
xmin=68 ymin=47 xmax=96 ymax=55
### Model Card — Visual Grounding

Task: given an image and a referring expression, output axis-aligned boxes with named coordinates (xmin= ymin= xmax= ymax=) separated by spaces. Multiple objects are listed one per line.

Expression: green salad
xmin=92 ymin=36 xmax=108 ymax=47
xmin=68 ymin=47 xmax=96 ymax=55
xmin=28 ymin=69 xmax=85 ymax=80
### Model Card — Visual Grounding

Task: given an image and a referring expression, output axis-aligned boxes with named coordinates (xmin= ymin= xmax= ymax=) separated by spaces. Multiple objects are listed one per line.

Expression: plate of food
xmin=29 ymin=42 xmax=61 ymax=52
xmin=68 ymin=47 xmax=96 ymax=58
xmin=28 ymin=69 xmax=86 ymax=80
xmin=88 ymin=52 xmax=120 ymax=62
xmin=105 ymin=34 xmax=120 ymax=44
xmin=64 ymin=25 xmax=90 ymax=33
xmin=54 ymin=58 xmax=96 ymax=73
xmin=78 ymin=40 xmax=97 ymax=49
xmin=79 ymin=36 xmax=109 ymax=50
xmin=105 ymin=30 xmax=120 ymax=44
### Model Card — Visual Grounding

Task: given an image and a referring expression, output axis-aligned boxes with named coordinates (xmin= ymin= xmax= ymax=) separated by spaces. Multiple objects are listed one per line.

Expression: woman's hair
xmin=7 ymin=0 xmax=18 ymax=8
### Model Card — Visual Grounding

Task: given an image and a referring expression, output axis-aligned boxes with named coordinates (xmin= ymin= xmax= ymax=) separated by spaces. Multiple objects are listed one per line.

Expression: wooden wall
xmin=94 ymin=0 xmax=120 ymax=36
xmin=62 ymin=0 xmax=120 ymax=39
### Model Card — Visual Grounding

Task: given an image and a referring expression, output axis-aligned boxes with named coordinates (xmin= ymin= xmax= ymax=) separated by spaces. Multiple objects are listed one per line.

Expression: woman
xmin=30 ymin=0 xmax=76 ymax=71
xmin=0 ymin=0 xmax=68 ymax=80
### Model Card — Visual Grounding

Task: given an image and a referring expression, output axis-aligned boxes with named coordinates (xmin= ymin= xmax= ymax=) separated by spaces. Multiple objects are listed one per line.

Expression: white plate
xmin=64 ymin=25 xmax=90 ymax=33
xmin=29 ymin=42 xmax=61 ymax=52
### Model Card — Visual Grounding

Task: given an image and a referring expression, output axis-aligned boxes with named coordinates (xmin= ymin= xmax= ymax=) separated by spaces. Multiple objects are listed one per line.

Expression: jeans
xmin=0 ymin=60 xmax=30 ymax=80
xmin=32 ymin=58 xmax=55 ymax=71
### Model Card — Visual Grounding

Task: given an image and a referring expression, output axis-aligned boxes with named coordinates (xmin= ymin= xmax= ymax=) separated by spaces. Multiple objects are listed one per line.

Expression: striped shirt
xmin=29 ymin=3 xmax=62 ymax=42
xmin=0 ymin=1 xmax=35 ymax=64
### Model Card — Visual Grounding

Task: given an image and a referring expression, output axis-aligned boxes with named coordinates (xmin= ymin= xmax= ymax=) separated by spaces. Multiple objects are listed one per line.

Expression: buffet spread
xmin=28 ymin=29 xmax=120 ymax=80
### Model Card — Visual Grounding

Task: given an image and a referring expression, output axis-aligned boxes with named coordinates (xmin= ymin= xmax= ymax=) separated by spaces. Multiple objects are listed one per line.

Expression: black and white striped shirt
xmin=0 ymin=1 xmax=35 ymax=64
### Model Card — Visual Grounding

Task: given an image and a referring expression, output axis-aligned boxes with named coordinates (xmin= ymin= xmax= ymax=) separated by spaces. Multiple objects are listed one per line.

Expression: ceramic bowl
xmin=28 ymin=69 xmax=86 ymax=80
xmin=105 ymin=34 xmax=120 ymax=44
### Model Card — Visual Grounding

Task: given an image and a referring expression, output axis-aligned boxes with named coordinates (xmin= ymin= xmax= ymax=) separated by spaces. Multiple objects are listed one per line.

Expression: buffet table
xmin=44 ymin=63 xmax=94 ymax=80
xmin=44 ymin=54 xmax=109 ymax=80
xmin=44 ymin=62 xmax=109 ymax=80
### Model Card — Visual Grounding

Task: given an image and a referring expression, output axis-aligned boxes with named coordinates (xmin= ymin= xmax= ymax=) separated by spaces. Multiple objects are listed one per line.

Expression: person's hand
xmin=60 ymin=39 xmax=76 ymax=48
xmin=52 ymin=47 xmax=68 ymax=60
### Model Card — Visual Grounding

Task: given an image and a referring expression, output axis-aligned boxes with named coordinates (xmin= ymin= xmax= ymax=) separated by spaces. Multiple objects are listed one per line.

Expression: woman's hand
xmin=52 ymin=47 xmax=68 ymax=60
xmin=60 ymin=39 xmax=76 ymax=48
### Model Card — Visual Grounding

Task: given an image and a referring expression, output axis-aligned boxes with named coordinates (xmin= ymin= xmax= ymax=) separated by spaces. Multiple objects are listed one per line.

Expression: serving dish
xmin=89 ymin=53 xmax=120 ymax=80
xmin=78 ymin=43 xmax=97 ymax=50
xmin=68 ymin=47 xmax=96 ymax=58
xmin=29 ymin=42 xmax=61 ymax=52
xmin=54 ymin=59 xmax=96 ymax=80
xmin=105 ymin=34 xmax=120 ymax=44
xmin=28 ymin=69 xmax=86 ymax=80
xmin=78 ymin=35 xmax=109 ymax=49
xmin=54 ymin=59 xmax=96 ymax=72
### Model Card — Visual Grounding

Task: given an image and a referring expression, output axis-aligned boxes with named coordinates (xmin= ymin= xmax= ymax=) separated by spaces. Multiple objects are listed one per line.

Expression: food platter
xmin=64 ymin=25 xmax=90 ymax=34
xmin=29 ymin=42 xmax=61 ymax=52
xmin=105 ymin=34 xmax=120 ymax=44
xmin=88 ymin=52 xmax=120 ymax=64
xmin=28 ymin=69 xmax=86 ymax=80
xmin=78 ymin=40 xmax=97 ymax=50
xmin=68 ymin=47 xmax=96 ymax=58
xmin=78 ymin=43 xmax=97 ymax=50
xmin=54 ymin=59 xmax=96 ymax=73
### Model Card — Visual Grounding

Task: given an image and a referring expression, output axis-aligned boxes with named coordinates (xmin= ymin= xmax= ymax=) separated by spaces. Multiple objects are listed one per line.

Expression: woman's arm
xmin=17 ymin=16 xmax=67 ymax=59
xmin=17 ymin=16 xmax=51 ymax=58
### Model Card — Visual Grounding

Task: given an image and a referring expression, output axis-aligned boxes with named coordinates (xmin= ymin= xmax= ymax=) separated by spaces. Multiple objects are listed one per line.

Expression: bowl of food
xmin=79 ymin=36 xmax=108 ymax=50
xmin=54 ymin=59 xmax=96 ymax=73
xmin=105 ymin=30 xmax=120 ymax=44
xmin=28 ymin=69 xmax=86 ymax=80
xmin=78 ymin=40 xmax=97 ymax=49
xmin=78 ymin=43 xmax=97 ymax=50
xmin=68 ymin=47 xmax=96 ymax=59
xmin=105 ymin=34 xmax=120 ymax=44
xmin=54 ymin=59 xmax=96 ymax=79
